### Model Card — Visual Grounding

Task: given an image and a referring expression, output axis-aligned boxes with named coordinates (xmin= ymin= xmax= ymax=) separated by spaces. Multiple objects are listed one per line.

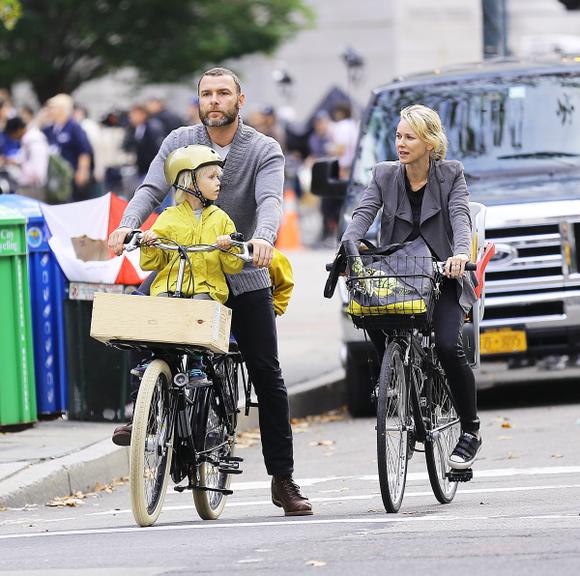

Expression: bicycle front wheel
xmin=130 ymin=359 xmax=173 ymax=527
xmin=376 ymin=341 xmax=409 ymax=513
xmin=192 ymin=365 xmax=237 ymax=520
xmin=425 ymin=367 xmax=460 ymax=504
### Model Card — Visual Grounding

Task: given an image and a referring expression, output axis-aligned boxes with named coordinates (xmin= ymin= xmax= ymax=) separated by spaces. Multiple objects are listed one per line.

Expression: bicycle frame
xmin=395 ymin=330 xmax=460 ymax=445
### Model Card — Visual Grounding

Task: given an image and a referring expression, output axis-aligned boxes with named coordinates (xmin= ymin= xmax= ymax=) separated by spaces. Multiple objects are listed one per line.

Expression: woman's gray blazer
xmin=341 ymin=159 xmax=477 ymax=312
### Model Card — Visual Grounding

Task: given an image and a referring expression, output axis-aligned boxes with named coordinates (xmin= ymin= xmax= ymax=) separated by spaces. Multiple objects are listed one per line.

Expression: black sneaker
xmin=449 ymin=432 xmax=482 ymax=469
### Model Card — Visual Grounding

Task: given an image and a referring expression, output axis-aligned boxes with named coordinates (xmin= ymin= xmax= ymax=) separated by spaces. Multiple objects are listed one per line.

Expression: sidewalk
xmin=0 ymin=248 xmax=345 ymax=509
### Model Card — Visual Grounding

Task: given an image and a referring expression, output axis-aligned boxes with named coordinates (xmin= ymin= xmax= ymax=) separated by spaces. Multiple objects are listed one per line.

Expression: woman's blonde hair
xmin=174 ymin=164 xmax=222 ymax=204
xmin=400 ymin=104 xmax=448 ymax=160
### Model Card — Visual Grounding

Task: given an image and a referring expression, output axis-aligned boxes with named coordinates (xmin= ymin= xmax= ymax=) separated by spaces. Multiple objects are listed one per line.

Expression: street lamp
xmin=272 ymin=67 xmax=294 ymax=100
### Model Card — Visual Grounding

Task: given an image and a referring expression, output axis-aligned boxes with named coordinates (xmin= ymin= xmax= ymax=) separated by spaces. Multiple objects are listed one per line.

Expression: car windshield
xmin=352 ymin=72 xmax=580 ymax=191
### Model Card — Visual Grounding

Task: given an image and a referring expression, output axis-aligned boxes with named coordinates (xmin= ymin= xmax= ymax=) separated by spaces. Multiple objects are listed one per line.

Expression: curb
xmin=0 ymin=370 xmax=345 ymax=509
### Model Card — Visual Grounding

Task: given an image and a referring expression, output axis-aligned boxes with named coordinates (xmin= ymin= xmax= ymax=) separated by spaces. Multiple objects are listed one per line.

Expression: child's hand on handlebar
xmin=216 ymin=235 xmax=233 ymax=250
xmin=141 ymin=230 xmax=159 ymax=246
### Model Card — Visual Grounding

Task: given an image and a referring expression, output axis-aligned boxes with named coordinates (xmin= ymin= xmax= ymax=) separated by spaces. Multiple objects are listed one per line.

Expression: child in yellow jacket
xmin=140 ymin=145 xmax=244 ymax=303
xmin=139 ymin=144 xmax=295 ymax=314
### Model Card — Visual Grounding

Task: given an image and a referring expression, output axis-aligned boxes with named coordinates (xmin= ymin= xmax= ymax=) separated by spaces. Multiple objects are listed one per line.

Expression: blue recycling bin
xmin=0 ymin=195 xmax=68 ymax=415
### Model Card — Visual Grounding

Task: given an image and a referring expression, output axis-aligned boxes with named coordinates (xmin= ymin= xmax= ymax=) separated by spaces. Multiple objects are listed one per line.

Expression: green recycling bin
xmin=0 ymin=206 xmax=37 ymax=426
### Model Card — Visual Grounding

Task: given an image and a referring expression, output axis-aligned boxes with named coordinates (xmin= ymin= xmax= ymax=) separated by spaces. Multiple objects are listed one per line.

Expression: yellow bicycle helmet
xmin=163 ymin=144 xmax=223 ymax=186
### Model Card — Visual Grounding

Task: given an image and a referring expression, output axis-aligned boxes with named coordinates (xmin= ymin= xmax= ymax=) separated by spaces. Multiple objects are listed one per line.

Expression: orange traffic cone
xmin=276 ymin=189 xmax=302 ymax=250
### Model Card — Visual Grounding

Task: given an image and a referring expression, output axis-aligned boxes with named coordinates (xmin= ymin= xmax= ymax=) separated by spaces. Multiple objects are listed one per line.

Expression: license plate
xmin=480 ymin=328 xmax=527 ymax=355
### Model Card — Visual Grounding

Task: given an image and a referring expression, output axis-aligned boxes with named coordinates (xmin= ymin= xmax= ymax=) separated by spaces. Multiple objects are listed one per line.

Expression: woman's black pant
xmin=368 ymin=278 xmax=479 ymax=434
xmin=129 ymin=280 xmax=294 ymax=477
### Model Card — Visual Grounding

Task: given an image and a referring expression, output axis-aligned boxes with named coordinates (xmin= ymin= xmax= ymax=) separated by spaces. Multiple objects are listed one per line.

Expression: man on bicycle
xmin=108 ymin=67 xmax=312 ymax=517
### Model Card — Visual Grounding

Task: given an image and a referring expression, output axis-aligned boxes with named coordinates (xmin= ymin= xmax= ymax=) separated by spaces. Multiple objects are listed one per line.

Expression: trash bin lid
xmin=0 ymin=204 xmax=26 ymax=225
xmin=0 ymin=195 xmax=43 ymax=221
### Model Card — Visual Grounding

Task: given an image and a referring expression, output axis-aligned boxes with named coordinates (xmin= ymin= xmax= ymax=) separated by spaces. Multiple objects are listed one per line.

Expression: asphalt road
xmin=1 ymin=380 xmax=579 ymax=575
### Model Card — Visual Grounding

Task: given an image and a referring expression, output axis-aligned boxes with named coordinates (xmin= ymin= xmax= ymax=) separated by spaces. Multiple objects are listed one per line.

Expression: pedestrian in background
xmin=3 ymin=115 xmax=50 ymax=200
xmin=307 ymin=109 xmax=342 ymax=241
xmin=42 ymin=94 xmax=93 ymax=202
xmin=124 ymin=104 xmax=166 ymax=182
xmin=145 ymin=97 xmax=184 ymax=137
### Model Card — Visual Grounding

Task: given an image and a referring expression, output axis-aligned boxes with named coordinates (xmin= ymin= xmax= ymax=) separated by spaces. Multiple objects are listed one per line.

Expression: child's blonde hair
xmin=174 ymin=164 xmax=223 ymax=204
xmin=400 ymin=104 xmax=448 ymax=160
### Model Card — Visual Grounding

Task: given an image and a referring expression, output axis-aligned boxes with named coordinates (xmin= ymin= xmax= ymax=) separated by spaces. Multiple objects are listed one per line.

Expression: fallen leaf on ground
xmin=46 ymin=492 xmax=86 ymax=507
xmin=309 ymin=440 xmax=335 ymax=447
xmin=501 ymin=421 xmax=512 ymax=429
xmin=0 ymin=506 xmax=6 ymax=512
xmin=306 ymin=560 xmax=327 ymax=567
xmin=551 ymin=453 xmax=564 ymax=459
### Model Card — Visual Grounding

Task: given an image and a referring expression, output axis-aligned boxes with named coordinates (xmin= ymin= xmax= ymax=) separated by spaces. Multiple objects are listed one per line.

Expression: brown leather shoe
xmin=271 ymin=476 xmax=313 ymax=516
xmin=112 ymin=422 xmax=132 ymax=446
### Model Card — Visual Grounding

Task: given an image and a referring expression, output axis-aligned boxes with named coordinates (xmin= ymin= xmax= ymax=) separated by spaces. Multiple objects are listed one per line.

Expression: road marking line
xmin=1 ymin=512 xmax=578 ymax=541
xmin=220 ymin=465 xmax=580 ymax=491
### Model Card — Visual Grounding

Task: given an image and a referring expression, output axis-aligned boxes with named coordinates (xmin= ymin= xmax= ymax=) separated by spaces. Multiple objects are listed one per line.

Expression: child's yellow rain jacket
xmin=270 ymin=249 xmax=294 ymax=316
xmin=140 ymin=202 xmax=243 ymax=303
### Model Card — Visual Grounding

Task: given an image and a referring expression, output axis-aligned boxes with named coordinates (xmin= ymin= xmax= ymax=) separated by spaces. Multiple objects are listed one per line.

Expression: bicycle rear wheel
xmin=130 ymin=359 xmax=173 ymax=527
xmin=193 ymin=356 xmax=238 ymax=520
xmin=425 ymin=367 xmax=460 ymax=503
xmin=376 ymin=341 xmax=409 ymax=513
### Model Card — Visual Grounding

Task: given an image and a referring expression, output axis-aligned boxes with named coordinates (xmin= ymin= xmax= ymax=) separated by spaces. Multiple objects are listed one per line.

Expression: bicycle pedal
xmin=222 ymin=456 xmax=243 ymax=462
xmin=446 ymin=468 xmax=473 ymax=482
xmin=218 ymin=467 xmax=243 ymax=475
xmin=174 ymin=484 xmax=192 ymax=493
xmin=194 ymin=486 xmax=234 ymax=495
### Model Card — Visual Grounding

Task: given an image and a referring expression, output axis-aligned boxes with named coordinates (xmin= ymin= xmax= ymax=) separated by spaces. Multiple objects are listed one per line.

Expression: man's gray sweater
xmin=120 ymin=119 xmax=285 ymax=295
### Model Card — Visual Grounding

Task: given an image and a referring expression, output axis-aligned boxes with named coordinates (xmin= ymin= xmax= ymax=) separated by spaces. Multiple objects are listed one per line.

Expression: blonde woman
xmin=341 ymin=104 xmax=482 ymax=469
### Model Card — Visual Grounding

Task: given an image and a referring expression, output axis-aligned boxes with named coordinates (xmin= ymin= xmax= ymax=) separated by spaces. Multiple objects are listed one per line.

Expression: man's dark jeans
xmin=227 ymin=287 xmax=294 ymax=476
xmin=128 ymin=283 xmax=294 ymax=476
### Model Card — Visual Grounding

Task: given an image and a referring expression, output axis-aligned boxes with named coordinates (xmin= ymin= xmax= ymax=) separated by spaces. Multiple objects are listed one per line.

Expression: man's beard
xmin=200 ymin=104 xmax=239 ymax=127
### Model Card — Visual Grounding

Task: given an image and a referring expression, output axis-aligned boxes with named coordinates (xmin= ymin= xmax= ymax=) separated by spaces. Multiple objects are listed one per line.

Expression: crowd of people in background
xmin=0 ymin=86 xmax=358 ymax=244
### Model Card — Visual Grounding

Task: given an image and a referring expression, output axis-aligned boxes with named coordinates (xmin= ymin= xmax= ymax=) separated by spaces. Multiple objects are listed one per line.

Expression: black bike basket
xmin=344 ymin=238 xmax=442 ymax=330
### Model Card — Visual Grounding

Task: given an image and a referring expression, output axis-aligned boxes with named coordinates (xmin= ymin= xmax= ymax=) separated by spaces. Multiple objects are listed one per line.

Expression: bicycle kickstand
xmin=446 ymin=468 xmax=473 ymax=482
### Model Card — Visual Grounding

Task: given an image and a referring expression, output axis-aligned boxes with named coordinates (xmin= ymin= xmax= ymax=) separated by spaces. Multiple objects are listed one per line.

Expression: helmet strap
xmin=174 ymin=170 xmax=213 ymax=207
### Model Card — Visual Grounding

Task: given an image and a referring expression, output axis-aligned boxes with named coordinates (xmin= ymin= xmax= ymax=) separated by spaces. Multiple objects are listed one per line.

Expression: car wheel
xmin=345 ymin=344 xmax=376 ymax=417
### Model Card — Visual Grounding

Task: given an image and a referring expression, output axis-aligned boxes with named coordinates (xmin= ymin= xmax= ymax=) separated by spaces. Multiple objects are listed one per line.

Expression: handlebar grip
xmin=124 ymin=230 xmax=141 ymax=244
xmin=325 ymin=262 xmax=333 ymax=272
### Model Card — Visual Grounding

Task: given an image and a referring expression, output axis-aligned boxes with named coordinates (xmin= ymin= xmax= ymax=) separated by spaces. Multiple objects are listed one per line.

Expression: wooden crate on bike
xmin=90 ymin=292 xmax=232 ymax=354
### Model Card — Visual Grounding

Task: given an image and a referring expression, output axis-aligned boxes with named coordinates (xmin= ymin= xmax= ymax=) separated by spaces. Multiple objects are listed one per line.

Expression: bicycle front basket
xmin=344 ymin=239 xmax=440 ymax=329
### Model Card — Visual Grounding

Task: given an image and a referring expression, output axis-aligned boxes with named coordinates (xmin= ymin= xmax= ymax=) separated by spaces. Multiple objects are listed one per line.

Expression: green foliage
xmin=0 ymin=0 xmax=21 ymax=30
xmin=0 ymin=0 xmax=313 ymax=102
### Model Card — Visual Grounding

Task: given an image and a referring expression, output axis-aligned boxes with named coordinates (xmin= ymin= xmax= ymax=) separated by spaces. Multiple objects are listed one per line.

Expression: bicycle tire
xmin=193 ymin=356 xmax=238 ymax=520
xmin=376 ymin=341 xmax=409 ymax=513
xmin=130 ymin=359 xmax=173 ymax=527
xmin=424 ymin=367 xmax=460 ymax=504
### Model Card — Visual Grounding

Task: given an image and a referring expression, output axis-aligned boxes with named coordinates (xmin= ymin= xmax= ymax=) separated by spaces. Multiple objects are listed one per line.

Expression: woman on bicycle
xmin=341 ymin=104 xmax=482 ymax=470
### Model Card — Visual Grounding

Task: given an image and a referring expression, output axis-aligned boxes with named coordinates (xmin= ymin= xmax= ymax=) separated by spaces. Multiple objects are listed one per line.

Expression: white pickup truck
xmin=313 ymin=56 xmax=580 ymax=416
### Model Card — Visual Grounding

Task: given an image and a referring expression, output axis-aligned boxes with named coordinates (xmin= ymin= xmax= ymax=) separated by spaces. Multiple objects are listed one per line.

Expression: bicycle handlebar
xmin=324 ymin=260 xmax=477 ymax=273
xmin=123 ymin=230 xmax=254 ymax=263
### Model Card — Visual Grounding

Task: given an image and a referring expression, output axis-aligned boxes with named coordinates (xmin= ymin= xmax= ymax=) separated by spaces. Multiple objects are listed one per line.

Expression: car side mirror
xmin=311 ymin=158 xmax=348 ymax=198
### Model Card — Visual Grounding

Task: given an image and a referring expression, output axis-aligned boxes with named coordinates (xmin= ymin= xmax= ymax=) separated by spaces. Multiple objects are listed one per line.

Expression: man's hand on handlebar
xmin=249 ymin=238 xmax=273 ymax=268
xmin=108 ymin=227 xmax=133 ymax=256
